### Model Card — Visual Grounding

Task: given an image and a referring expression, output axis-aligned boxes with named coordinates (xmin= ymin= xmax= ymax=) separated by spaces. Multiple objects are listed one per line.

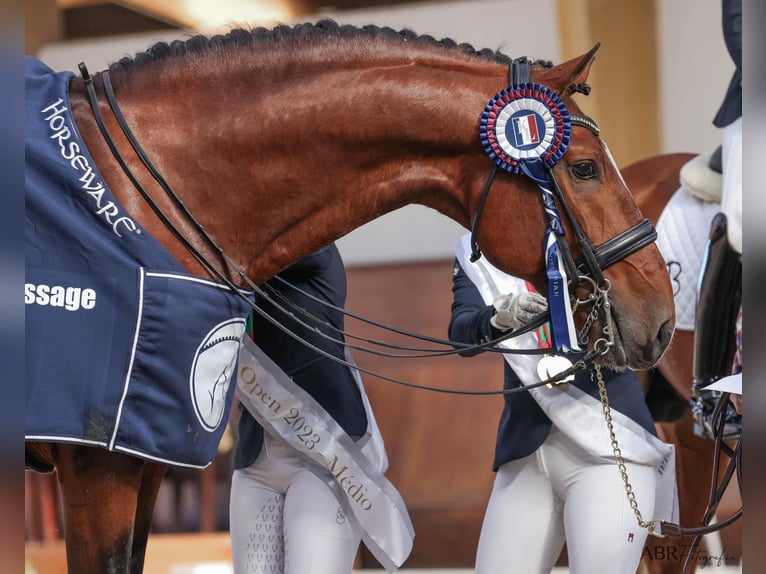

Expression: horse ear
xmin=537 ymin=42 xmax=601 ymax=95
xmin=566 ymin=42 xmax=600 ymax=87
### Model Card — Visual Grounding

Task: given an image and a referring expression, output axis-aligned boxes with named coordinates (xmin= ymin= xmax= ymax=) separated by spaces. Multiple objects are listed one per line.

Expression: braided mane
xmin=109 ymin=18 xmax=555 ymax=73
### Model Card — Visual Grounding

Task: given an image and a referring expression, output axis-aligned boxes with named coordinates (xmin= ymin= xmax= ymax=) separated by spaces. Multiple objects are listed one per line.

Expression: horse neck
xmin=102 ymin=46 xmax=508 ymax=283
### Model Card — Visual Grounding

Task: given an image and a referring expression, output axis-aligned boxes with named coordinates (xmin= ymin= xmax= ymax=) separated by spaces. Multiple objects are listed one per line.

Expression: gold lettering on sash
xmin=239 ymin=366 xmax=281 ymax=414
xmin=328 ymin=455 xmax=373 ymax=511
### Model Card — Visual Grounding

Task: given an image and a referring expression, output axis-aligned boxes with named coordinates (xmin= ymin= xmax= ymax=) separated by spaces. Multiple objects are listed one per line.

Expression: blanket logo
xmin=41 ymin=98 xmax=140 ymax=237
xmin=189 ymin=318 xmax=246 ymax=431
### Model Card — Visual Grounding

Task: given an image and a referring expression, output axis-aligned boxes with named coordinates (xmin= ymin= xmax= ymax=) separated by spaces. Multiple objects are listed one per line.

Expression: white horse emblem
xmin=190 ymin=318 xmax=246 ymax=431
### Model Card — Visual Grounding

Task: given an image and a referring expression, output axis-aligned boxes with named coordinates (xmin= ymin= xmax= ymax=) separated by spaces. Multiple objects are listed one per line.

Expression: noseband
xmin=471 ymin=57 xmax=657 ymax=353
xmin=470 ymin=125 xmax=657 ymax=283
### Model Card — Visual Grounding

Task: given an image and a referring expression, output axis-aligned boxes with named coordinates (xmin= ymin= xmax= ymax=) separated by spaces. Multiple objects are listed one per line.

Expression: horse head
xmin=474 ymin=46 xmax=675 ymax=369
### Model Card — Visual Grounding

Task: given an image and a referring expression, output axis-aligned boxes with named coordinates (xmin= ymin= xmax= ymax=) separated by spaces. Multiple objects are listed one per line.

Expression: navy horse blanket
xmin=25 ymin=57 xmax=253 ymax=468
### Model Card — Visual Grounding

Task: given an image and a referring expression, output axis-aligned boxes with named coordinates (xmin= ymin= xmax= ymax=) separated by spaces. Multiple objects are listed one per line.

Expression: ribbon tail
xmin=545 ymin=231 xmax=580 ymax=352
xmin=554 ymin=236 xmax=580 ymax=351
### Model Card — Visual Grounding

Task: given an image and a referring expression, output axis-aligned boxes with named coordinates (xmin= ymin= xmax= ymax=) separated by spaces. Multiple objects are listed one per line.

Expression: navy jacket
xmin=449 ymin=259 xmax=656 ymax=471
xmin=234 ymin=244 xmax=368 ymax=469
xmin=713 ymin=0 xmax=742 ymax=128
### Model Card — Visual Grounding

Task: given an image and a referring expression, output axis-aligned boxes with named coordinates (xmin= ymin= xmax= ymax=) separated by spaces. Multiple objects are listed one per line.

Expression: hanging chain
xmin=575 ymin=277 xmax=615 ymax=350
xmin=596 ymin=365 xmax=665 ymax=537
xmin=577 ymin=294 xmax=603 ymax=346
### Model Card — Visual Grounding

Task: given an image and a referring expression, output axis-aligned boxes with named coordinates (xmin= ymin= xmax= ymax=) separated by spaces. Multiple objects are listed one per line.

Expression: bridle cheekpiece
xmin=473 ymin=58 xmax=582 ymax=353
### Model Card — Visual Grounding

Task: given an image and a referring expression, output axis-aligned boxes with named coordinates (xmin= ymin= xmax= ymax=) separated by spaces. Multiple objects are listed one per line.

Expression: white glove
xmin=490 ymin=291 xmax=548 ymax=331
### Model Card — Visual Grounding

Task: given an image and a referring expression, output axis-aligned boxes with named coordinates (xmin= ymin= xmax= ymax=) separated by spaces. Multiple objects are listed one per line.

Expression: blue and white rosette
xmin=480 ymin=83 xmax=580 ymax=352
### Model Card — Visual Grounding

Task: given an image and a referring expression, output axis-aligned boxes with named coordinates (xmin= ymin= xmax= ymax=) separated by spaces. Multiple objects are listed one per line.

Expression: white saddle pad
xmin=655 ymin=187 xmax=720 ymax=331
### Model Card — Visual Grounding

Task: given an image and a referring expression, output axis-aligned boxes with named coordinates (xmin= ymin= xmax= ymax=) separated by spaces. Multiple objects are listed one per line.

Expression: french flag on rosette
xmin=512 ymin=112 xmax=541 ymax=147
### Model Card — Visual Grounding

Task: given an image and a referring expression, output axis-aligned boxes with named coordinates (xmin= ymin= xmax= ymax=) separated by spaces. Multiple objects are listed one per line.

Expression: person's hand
xmin=490 ymin=291 xmax=548 ymax=331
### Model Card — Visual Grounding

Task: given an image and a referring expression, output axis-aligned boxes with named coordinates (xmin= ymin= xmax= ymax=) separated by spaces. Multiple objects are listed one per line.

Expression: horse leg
xmin=55 ymin=444 xmax=146 ymax=573
xmin=129 ymin=462 xmax=168 ymax=573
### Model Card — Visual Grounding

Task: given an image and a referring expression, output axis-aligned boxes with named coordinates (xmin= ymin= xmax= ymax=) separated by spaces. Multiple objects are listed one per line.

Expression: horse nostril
xmin=656 ymin=319 xmax=674 ymax=352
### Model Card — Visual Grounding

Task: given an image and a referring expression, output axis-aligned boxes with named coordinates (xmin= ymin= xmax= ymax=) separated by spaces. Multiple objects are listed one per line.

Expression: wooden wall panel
xmin=25 ymin=0 xmax=62 ymax=57
xmin=345 ymin=259 xmax=505 ymax=567
xmin=556 ymin=0 xmax=660 ymax=167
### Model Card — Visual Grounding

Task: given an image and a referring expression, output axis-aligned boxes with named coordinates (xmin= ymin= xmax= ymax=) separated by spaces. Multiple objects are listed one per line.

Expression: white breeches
xmin=230 ymin=432 xmax=361 ymax=574
xmin=475 ymin=428 xmax=657 ymax=574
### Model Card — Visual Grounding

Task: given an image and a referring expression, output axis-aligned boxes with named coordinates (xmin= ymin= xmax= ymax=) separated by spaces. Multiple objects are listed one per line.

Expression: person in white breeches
xmin=475 ymin=428 xmax=656 ymax=574
xmin=449 ymin=246 xmax=674 ymax=574
xmin=230 ymin=432 xmax=361 ymax=574
xmin=230 ymin=244 xmax=381 ymax=574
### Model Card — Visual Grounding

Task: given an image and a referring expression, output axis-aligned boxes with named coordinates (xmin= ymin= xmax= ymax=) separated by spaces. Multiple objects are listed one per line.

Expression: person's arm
xmin=448 ymin=259 xmax=505 ymax=357
xmin=449 ymin=260 xmax=548 ymax=357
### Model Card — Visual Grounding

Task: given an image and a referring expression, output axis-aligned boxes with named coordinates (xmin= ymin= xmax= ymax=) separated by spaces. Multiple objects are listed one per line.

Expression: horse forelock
xmin=567 ymin=82 xmax=591 ymax=96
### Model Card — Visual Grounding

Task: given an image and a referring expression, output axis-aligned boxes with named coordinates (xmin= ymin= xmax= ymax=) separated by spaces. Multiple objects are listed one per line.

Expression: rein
xmin=77 ymin=62 xmax=591 ymax=395
xmin=76 ymin=55 xmax=738 ymax=564
xmin=76 ymin=53 xmax=654 ymax=395
xmin=664 ymin=392 xmax=742 ymax=571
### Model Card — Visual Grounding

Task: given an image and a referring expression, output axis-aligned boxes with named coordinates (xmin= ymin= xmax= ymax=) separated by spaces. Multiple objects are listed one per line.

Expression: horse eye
xmin=572 ymin=162 xmax=597 ymax=180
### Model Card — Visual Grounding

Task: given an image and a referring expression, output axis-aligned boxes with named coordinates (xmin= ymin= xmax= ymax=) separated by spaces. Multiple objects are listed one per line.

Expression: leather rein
xmin=77 ymin=60 xmax=741 ymax=551
xmin=78 ymin=61 xmax=650 ymax=395
xmin=671 ymin=392 xmax=742 ymax=572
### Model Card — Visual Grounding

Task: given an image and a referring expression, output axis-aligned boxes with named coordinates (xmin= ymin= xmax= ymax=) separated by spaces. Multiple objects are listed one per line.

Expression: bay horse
xmin=624 ymin=152 xmax=740 ymax=573
xmin=25 ymin=20 xmax=674 ymax=573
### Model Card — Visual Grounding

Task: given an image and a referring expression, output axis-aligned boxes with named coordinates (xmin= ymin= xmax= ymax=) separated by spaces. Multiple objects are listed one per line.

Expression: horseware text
xmin=25 ymin=283 xmax=96 ymax=311
xmin=40 ymin=99 xmax=139 ymax=237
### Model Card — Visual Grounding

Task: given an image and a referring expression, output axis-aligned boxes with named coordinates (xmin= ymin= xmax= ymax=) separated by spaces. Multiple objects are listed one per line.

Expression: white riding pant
xmin=721 ymin=116 xmax=742 ymax=254
xmin=230 ymin=432 xmax=361 ymax=574
xmin=475 ymin=427 xmax=657 ymax=574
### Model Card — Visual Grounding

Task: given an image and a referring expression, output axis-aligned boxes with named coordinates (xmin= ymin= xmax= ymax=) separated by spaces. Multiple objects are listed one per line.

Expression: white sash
xmin=236 ymin=336 xmax=414 ymax=572
xmin=455 ymin=234 xmax=679 ymax=525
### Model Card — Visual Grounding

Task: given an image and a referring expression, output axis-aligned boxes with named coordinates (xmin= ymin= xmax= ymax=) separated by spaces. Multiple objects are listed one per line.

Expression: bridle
xmin=469 ymin=123 xmax=657 ymax=290
xmin=470 ymin=56 xmax=658 ymax=357
xmin=76 ymin=57 xmax=654 ymax=394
